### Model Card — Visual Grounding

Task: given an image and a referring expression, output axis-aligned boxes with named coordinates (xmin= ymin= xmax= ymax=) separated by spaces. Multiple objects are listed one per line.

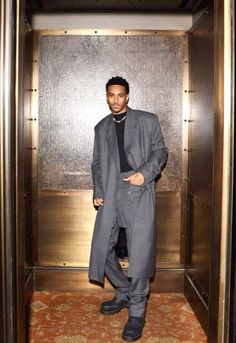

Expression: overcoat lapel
xmin=106 ymin=115 xmax=120 ymax=171
xmin=124 ymin=107 xmax=138 ymax=163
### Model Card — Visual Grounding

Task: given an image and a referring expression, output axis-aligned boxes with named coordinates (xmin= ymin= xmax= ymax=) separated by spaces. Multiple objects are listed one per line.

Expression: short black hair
xmin=106 ymin=76 xmax=129 ymax=94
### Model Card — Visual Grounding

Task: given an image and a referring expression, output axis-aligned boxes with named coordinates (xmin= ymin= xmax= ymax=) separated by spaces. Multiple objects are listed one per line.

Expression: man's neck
xmin=112 ymin=110 xmax=127 ymax=116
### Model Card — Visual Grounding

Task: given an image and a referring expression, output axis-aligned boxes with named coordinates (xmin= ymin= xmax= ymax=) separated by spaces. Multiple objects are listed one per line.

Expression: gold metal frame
xmin=31 ymin=32 xmax=39 ymax=264
xmin=180 ymin=32 xmax=190 ymax=266
xmin=217 ymin=0 xmax=235 ymax=341
xmin=205 ymin=0 xmax=235 ymax=341
xmin=36 ymin=29 xmax=186 ymax=36
xmin=0 ymin=5 xmax=233 ymax=341
xmin=0 ymin=0 xmax=17 ymax=341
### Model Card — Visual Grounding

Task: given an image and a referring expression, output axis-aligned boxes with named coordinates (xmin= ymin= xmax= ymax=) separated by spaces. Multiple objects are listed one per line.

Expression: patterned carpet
xmin=28 ymin=291 xmax=207 ymax=343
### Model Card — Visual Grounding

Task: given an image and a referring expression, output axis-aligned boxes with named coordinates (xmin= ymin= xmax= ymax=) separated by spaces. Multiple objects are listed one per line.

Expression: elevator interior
xmin=0 ymin=0 xmax=233 ymax=342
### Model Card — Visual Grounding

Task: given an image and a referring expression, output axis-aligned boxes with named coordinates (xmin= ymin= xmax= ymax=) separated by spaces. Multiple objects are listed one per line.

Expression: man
xmin=89 ymin=76 xmax=168 ymax=341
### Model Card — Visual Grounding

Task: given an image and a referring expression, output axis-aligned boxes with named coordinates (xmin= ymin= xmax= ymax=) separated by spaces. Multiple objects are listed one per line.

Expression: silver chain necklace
xmin=113 ymin=115 xmax=126 ymax=123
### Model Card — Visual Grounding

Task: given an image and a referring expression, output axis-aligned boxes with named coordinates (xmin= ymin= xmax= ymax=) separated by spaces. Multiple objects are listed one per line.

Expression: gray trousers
xmin=104 ymin=171 xmax=149 ymax=318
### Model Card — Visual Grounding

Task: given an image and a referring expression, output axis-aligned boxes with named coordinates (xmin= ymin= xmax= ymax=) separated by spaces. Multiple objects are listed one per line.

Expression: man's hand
xmin=123 ymin=172 xmax=145 ymax=186
xmin=93 ymin=198 xmax=104 ymax=206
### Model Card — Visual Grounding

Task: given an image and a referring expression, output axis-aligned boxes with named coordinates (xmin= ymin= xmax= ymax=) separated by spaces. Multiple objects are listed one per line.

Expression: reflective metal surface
xmin=34 ymin=268 xmax=184 ymax=293
xmin=181 ymin=34 xmax=190 ymax=266
xmin=37 ymin=190 xmax=181 ymax=268
xmin=187 ymin=195 xmax=211 ymax=301
xmin=0 ymin=0 xmax=17 ymax=342
xmin=189 ymin=10 xmax=214 ymax=206
xmin=38 ymin=191 xmax=96 ymax=267
xmin=15 ymin=1 xmax=35 ymax=342
xmin=37 ymin=33 xmax=184 ymax=191
xmin=0 ymin=2 xmax=232 ymax=342
xmin=216 ymin=0 xmax=235 ymax=341
xmin=23 ymin=26 xmax=34 ymax=279
xmin=208 ymin=1 xmax=224 ymax=341
xmin=184 ymin=273 xmax=208 ymax=334
xmin=184 ymin=6 xmax=214 ymax=336
xmin=32 ymin=33 xmax=40 ymax=266
xmin=156 ymin=191 xmax=182 ymax=267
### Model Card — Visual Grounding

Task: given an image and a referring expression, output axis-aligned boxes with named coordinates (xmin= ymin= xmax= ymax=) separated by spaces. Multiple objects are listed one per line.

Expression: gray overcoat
xmin=89 ymin=107 xmax=168 ymax=284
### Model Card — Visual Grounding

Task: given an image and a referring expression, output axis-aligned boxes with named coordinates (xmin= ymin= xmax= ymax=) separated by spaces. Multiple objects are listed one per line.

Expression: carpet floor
xmin=28 ymin=291 xmax=207 ymax=343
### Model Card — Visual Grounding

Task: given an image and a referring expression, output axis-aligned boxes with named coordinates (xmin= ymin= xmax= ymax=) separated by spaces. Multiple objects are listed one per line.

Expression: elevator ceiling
xmin=26 ymin=0 xmax=207 ymax=13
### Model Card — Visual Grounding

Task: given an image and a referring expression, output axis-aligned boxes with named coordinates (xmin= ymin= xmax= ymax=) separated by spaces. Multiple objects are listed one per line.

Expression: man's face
xmin=106 ymin=84 xmax=129 ymax=114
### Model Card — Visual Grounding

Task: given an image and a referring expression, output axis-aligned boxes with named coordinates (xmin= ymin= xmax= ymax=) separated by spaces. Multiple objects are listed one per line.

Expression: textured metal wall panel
xmin=189 ymin=12 xmax=214 ymax=205
xmin=38 ymin=34 xmax=184 ymax=191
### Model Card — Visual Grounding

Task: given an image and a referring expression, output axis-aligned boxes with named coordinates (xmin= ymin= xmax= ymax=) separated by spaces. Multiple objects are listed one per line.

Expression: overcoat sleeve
xmin=91 ymin=129 xmax=103 ymax=199
xmin=136 ymin=115 xmax=168 ymax=184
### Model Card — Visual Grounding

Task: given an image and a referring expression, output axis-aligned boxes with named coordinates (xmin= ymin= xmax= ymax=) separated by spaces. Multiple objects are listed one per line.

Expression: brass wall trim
xmin=204 ymin=0 xmax=236 ymax=342
xmin=36 ymin=261 xmax=184 ymax=269
xmin=217 ymin=0 xmax=235 ymax=341
xmin=34 ymin=265 xmax=184 ymax=272
xmin=35 ymin=266 xmax=92 ymax=271
xmin=31 ymin=32 xmax=39 ymax=263
xmin=180 ymin=32 xmax=190 ymax=266
xmin=35 ymin=29 xmax=186 ymax=36
xmin=207 ymin=2 xmax=224 ymax=341
xmin=0 ymin=0 xmax=17 ymax=342
xmin=16 ymin=2 xmax=35 ymax=341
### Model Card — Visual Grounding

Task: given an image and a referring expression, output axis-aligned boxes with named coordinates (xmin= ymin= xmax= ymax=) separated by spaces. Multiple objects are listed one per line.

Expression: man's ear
xmin=126 ymin=97 xmax=129 ymax=104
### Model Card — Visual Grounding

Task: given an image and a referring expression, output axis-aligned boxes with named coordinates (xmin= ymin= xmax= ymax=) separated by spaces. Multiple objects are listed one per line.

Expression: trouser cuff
xmin=129 ymin=300 xmax=147 ymax=318
xmin=115 ymin=288 xmax=130 ymax=301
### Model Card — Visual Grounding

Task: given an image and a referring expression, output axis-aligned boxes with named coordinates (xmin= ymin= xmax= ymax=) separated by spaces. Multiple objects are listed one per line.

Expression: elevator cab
xmin=0 ymin=0 xmax=235 ymax=342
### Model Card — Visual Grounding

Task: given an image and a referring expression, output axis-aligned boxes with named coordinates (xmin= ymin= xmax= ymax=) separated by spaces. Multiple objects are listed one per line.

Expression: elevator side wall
xmin=184 ymin=7 xmax=214 ymax=334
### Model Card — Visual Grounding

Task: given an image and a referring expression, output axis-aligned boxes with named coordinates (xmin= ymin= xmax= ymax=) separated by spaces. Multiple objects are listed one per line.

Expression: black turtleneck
xmin=113 ymin=112 xmax=133 ymax=172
